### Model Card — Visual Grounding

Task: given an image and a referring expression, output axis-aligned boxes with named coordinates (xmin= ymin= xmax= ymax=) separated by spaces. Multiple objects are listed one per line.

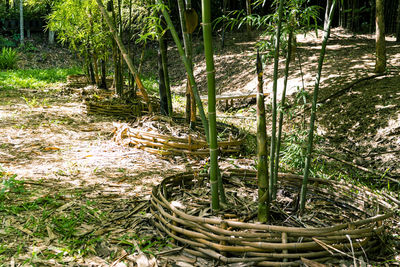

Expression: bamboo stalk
xmin=94 ymin=0 xmax=152 ymax=112
xmin=177 ymin=0 xmax=196 ymax=127
xmin=273 ymin=29 xmax=293 ymax=194
xmin=158 ymin=1 xmax=209 ymax=142
xmin=299 ymin=0 xmax=337 ymax=215
xmin=202 ymin=0 xmax=222 ymax=210
xmin=269 ymin=0 xmax=285 ymax=201
xmin=256 ymin=50 xmax=269 ymax=223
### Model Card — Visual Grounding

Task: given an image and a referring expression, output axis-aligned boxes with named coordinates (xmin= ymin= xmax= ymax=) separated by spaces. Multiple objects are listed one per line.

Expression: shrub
xmin=0 ymin=47 xmax=19 ymax=70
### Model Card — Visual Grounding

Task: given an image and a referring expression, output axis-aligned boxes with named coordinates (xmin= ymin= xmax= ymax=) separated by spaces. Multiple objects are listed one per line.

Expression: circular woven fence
xmin=151 ymin=169 xmax=397 ymax=266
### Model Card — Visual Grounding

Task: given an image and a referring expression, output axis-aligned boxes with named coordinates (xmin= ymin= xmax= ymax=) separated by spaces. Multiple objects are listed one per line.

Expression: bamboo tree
xmin=299 ymin=0 xmax=337 ymax=215
xmin=159 ymin=28 xmax=173 ymax=116
xmin=19 ymin=0 xmax=24 ymax=45
xmin=177 ymin=0 xmax=196 ymax=128
xmin=374 ymin=0 xmax=386 ymax=73
xmin=110 ymin=0 xmax=123 ymax=96
xmin=256 ymin=50 xmax=269 ymax=223
xmin=273 ymin=29 xmax=293 ymax=191
xmin=158 ymin=42 xmax=169 ymax=115
xmin=269 ymin=0 xmax=284 ymax=201
xmin=157 ymin=15 xmax=169 ymax=115
xmin=95 ymin=0 xmax=152 ymax=112
xmin=158 ymin=1 xmax=210 ymax=142
xmin=202 ymin=0 xmax=220 ymax=211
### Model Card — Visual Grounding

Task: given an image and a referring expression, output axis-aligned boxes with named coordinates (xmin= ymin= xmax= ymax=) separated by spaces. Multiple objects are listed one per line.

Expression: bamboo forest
xmin=1 ymin=0 xmax=400 ymax=266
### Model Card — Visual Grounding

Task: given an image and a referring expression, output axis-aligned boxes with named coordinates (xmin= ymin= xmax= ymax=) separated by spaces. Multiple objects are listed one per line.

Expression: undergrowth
xmin=0 ymin=47 xmax=19 ymax=70
xmin=0 ymin=67 xmax=81 ymax=90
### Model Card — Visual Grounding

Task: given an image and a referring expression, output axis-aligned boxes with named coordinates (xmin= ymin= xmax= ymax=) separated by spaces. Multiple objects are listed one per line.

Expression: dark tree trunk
xmin=88 ymin=60 xmax=96 ymax=85
xmin=160 ymin=35 xmax=172 ymax=116
xmin=221 ymin=0 xmax=228 ymax=49
xmin=246 ymin=0 xmax=252 ymax=35
xmin=110 ymin=0 xmax=123 ymax=96
xmin=100 ymin=59 xmax=107 ymax=89
xmin=397 ymin=0 xmax=400 ymax=42
xmin=339 ymin=0 xmax=345 ymax=27
xmin=158 ymin=44 xmax=169 ymax=116
xmin=375 ymin=0 xmax=386 ymax=73
xmin=6 ymin=0 xmax=10 ymax=11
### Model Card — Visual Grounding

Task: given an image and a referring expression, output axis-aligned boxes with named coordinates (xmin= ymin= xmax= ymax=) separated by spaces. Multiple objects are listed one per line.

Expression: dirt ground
xmin=0 ymin=28 xmax=399 ymax=266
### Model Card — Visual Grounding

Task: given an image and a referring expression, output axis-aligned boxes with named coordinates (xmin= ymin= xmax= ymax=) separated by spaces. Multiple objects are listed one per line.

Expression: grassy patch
xmin=0 ymin=67 xmax=82 ymax=90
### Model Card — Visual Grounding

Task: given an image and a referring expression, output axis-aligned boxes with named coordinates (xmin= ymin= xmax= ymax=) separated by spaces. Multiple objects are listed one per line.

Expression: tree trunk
xmin=158 ymin=43 xmax=169 ymax=115
xmin=299 ymin=0 xmax=337 ymax=215
xmin=268 ymin=0 xmax=284 ymax=201
xmin=19 ymin=0 xmax=24 ymax=45
xmin=6 ymin=0 xmax=10 ymax=11
xmin=221 ymin=0 xmax=228 ymax=49
xmin=110 ymin=0 xmax=123 ymax=96
xmin=100 ymin=59 xmax=107 ymax=89
xmin=375 ymin=0 xmax=386 ymax=73
xmin=202 ymin=0 xmax=221 ymax=211
xmin=88 ymin=59 xmax=96 ymax=84
xmin=273 ymin=30 xmax=293 ymax=199
xmin=95 ymin=0 xmax=152 ymax=111
xmin=256 ymin=50 xmax=269 ymax=223
xmin=178 ymin=0 xmax=196 ymax=128
xmin=339 ymin=0 xmax=344 ymax=28
xmin=246 ymin=0 xmax=252 ymax=35
xmin=92 ymin=53 xmax=100 ymax=86
xmin=397 ymin=0 xmax=400 ymax=42
xmin=48 ymin=30 xmax=55 ymax=44
xmin=160 ymin=32 xmax=172 ymax=116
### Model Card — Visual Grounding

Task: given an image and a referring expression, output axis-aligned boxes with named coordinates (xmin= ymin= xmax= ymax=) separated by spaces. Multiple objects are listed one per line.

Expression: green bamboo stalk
xmin=273 ymin=30 xmax=293 ymax=190
xmin=269 ymin=0 xmax=284 ymax=201
xmin=202 ymin=0 xmax=220 ymax=211
xmin=299 ymin=0 xmax=337 ymax=215
xmin=158 ymin=2 xmax=210 ymax=142
xmin=256 ymin=50 xmax=269 ymax=223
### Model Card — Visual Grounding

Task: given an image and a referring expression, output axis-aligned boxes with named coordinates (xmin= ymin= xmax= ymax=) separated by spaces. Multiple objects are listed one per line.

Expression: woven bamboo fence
xmin=113 ymin=121 xmax=244 ymax=157
xmin=151 ymin=169 xmax=397 ymax=266
xmin=85 ymin=95 xmax=159 ymax=118
xmin=66 ymin=74 xmax=89 ymax=88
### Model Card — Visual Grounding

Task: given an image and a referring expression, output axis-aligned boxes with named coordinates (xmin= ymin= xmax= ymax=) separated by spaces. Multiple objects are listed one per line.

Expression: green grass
xmin=0 ymin=67 xmax=82 ymax=90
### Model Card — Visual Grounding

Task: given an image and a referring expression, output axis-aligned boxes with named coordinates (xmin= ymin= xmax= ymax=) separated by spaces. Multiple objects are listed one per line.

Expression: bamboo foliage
xmin=269 ymin=0 xmax=284 ymax=201
xmin=202 ymin=0 xmax=221 ymax=211
xmin=299 ymin=0 xmax=337 ymax=214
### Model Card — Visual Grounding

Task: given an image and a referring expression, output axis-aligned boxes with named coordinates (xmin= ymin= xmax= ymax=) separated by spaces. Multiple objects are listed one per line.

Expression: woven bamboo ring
xmin=151 ymin=169 xmax=397 ymax=266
